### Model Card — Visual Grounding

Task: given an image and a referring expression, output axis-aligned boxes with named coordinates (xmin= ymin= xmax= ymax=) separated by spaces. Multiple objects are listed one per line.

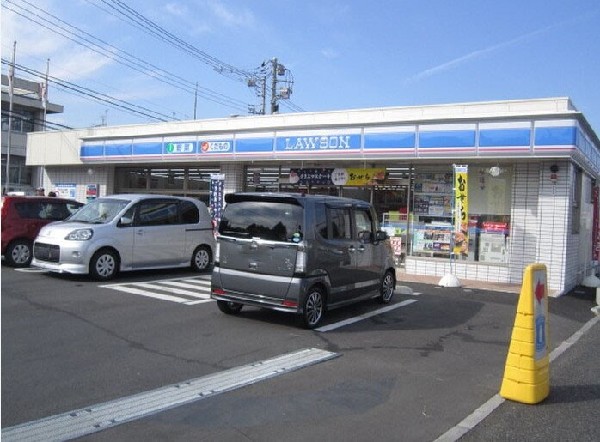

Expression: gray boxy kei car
xmin=32 ymin=194 xmax=215 ymax=280
xmin=211 ymin=192 xmax=397 ymax=328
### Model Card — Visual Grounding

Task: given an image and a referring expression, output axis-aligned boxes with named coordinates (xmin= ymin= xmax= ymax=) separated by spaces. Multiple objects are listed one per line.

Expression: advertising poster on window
xmin=453 ymin=165 xmax=469 ymax=257
xmin=209 ymin=174 xmax=225 ymax=226
xmin=86 ymin=184 xmax=98 ymax=202
xmin=289 ymin=168 xmax=385 ymax=186
xmin=54 ymin=183 xmax=77 ymax=199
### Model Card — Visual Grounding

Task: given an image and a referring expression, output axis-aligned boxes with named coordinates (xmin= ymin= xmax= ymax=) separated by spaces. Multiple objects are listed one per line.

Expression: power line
xmin=2 ymin=0 xmax=250 ymax=113
xmin=2 ymin=59 xmax=174 ymax=122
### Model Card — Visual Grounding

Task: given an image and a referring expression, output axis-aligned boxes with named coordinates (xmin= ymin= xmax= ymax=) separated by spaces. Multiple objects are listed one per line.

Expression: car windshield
xmin=68 ymin=199 xmax=129 ymax=224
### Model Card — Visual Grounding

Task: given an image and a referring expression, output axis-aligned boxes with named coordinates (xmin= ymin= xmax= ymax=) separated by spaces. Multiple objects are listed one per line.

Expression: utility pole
xmin=42 ymin=58 xmax=49 ymax=131
xmin=248 ymin=58 xmax=294 ymax=115
xmin=193 ymin=82 xmax=198 ymax=119
xmin=5 ymin=41 xmax=16 ymax=194
xmin=270 ymin=58 xmax=279 ymax=114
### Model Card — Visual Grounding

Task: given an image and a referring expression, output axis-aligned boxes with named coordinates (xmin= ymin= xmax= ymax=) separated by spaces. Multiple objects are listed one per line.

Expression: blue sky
xmin=2 ymin=0 xmax=600 ymax=132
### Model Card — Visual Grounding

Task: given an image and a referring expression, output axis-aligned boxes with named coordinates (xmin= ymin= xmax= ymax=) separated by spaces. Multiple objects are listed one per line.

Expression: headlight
xmin=65 ymin=228 xmax=93 ymax=241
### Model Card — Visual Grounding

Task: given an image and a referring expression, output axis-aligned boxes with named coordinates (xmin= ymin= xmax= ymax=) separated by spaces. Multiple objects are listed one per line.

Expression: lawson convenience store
xmin=27 ymin=98 xmax=600 ymax=295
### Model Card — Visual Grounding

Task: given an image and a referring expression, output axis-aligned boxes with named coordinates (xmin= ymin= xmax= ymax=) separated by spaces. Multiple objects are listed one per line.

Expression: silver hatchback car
xmin=32 ymin=194 xmax=215 ymax=280
xmin=211 ymin=192 xmax=397 ymax=328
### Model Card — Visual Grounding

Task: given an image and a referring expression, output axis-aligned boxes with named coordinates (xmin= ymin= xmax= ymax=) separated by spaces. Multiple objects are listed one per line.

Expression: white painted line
xmin=433 ymin=315 xmax=600 ymax=442
xmin=103 ymin=286 xmax=190 ymax=303
xmin=159 ymin=280 xmax=211 ymax=290
xmin=135 ymin=282 xmax=207 ymax=298
xmin=316 ymin=299 xmax=418 ymax=332
xmin=2 ymin=348 xmax=338 ymax=442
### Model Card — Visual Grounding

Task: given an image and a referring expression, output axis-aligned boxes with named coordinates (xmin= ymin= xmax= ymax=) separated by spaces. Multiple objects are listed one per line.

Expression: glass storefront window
xmin=405 ymin=165 xmax=512 ymax=264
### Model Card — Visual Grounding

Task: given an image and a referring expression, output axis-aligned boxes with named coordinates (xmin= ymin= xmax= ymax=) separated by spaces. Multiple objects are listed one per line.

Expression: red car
xmin=1 ymin=195 xmax=84 ymax=267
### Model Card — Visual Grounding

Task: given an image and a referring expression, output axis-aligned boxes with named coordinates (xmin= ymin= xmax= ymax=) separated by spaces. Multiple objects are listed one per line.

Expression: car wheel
xmin=6 ymin=239 xmax=32 ymax=267
xmin=302 ymin=286 xmax=325 ymax=329
xmin=217 ymin=300 xmax=243 ymax=314
xmin=191 ymin=245 xmax=211 ymax=271
xmin=90 ymin=249 xmax=118 ymax=281
xmin=378 ymin=270 xmax=395 ymax=304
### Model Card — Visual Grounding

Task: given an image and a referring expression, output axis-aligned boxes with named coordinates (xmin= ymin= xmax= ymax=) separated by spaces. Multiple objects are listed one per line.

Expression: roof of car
xmin=2 ymin=195 xmax=82 ymax=203
xmin=225 ymin=192 xmax=371 ymax=206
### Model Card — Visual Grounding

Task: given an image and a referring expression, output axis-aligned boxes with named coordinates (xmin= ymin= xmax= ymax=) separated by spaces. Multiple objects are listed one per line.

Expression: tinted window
xmin=219 ymin=201 xmax=303 ymax=242
xmin=180 ymin=201 xmax=199 ymax=224
xmin=137 ymin=201 xmax=179 ymax=226
xmin=329 ymin=208 xmax=352 ymax=240
xmin=14 ymin=202 xmax=42 ymax=219
xmin=354 ymin=208 xmax=374 ymax=238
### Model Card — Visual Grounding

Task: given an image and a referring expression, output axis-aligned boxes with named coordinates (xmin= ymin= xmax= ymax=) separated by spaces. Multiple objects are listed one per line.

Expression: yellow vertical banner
xmin=453 ymin=165 xmax=469 ymax=256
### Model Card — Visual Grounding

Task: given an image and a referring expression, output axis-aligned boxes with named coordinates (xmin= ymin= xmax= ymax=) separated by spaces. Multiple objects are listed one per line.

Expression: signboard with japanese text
xmin=209 ymin=174 xmax=225 ymax=225
xmin=289 ymin=168 xmax=385 ymax=186
xmin=453 ymin=165 xmax=469 ymax=256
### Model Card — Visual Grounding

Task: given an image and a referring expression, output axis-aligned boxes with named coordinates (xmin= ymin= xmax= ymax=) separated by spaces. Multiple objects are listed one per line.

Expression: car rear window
xmin=219 ymin=201 xmax=303 ymax=242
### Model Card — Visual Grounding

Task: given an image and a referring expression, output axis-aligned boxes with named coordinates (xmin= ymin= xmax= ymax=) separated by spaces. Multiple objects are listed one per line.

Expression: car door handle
xmin=357 ymin=246 xmax=365 ymax=252
xmin=136 ymin=229 xmax=144 ymax=236
xmin=348 ymin=246 xmax=356 ymax=253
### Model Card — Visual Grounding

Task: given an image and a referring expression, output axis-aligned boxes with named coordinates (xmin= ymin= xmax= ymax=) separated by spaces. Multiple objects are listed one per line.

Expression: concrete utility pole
xmin=248 ymin=58 xmax=293 ymax=115
xmin=5 ymin=41 xmax=16 ymax=193
xmin=270 ymin=58 xmax=279 ymax=114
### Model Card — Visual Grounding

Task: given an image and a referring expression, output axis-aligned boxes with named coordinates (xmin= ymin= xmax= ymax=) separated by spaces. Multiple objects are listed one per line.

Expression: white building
xmin=26 ymin=97 xmax=600 ymax=295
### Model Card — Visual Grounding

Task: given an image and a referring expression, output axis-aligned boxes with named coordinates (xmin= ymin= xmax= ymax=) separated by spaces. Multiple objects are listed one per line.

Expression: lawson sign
xmin=79 ymin=121 xmax=585 ymax=163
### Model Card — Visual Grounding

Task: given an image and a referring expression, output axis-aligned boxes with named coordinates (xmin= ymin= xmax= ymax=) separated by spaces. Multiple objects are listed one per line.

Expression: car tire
xmin=191 ymin=245 xmax=212 ymax=271
xmin=216 ymin=300 xmax=243 ymax=314
xmin=378 ymin=270 xmax=395 ymax=304
xmin=301 ymin=286 xmax=325 ymax=329
xmin=90 ymin=248 xmax=118 ymax=281
xmin=5 ymin=239 xmax=33 ymax=267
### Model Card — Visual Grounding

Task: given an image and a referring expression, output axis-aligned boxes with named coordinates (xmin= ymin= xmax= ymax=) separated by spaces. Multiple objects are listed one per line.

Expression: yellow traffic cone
xmin=499 ymin=263 xmax=550 ymax=404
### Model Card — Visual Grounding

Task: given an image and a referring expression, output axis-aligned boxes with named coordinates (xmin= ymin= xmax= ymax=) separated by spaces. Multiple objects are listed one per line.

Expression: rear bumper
xmin=211 ymin=291 xmax=298 ymax=313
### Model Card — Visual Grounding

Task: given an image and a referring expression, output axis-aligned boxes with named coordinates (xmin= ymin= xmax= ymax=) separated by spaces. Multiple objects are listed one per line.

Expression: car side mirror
xmin=118 ymin=216 xmax=133 ymax=227
xmin=358 ymin=230 xmax=373 ymax=243
xmin=375 ymin=230 xmax=388 ymax=242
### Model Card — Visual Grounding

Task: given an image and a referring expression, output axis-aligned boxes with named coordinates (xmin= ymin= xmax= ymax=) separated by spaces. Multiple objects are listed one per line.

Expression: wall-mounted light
xmin=550 ymin=164 xmax=559 ymax=184
xmin=488 ymin=166 xmax=504 ymax=177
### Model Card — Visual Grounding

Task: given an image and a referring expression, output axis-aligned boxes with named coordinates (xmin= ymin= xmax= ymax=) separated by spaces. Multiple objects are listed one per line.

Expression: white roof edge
xmin=28 ymin=97 xmax=582 ymax=142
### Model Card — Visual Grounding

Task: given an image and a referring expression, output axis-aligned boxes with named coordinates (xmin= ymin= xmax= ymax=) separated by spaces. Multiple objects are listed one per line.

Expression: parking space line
xmin=1 ymin=348 xmax=338 ymax=442
xmin=316 ymin=299 xmax=418 ymax=332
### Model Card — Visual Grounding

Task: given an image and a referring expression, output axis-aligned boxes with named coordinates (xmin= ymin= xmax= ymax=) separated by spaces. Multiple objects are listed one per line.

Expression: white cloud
xmin=321 ymin=48 xmax=340 ymax=59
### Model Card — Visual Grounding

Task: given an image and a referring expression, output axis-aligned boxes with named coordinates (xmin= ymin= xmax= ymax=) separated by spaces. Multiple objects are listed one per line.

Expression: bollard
xmin=499 ymin=263 xmax=549 ymax=404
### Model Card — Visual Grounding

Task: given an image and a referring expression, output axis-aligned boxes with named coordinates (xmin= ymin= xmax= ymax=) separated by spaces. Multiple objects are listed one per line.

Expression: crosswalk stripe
xmin=107 ymin=286 xmax=192 ymax=304
xmin=158 ymin=280 xmax=211 ymax=290
xmin=100 ymin=277 xmax=213 ymax=305
xmin=135 ymin=282 xmax=207 ymax=298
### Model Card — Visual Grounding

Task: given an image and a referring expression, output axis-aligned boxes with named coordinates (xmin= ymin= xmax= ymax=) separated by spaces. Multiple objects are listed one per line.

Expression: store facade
xmin=27 ymin=98 xmax=600 ymax=295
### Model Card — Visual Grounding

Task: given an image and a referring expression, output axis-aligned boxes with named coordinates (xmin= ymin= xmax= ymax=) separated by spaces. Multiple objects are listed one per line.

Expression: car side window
xmin=15 ymin=202 xmax=42 ymax=219
xmin=179 ymin=201 xmax=199 ymax=224
xmin=328 ymin=208 xmax=352 ymax=240
xmin=355 ymin=209 xmax=374 ymax=242
xmin=137 ymin=201 xmax=179 ymax=226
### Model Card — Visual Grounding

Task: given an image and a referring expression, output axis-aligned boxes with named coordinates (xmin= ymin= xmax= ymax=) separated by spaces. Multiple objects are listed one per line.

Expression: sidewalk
xmin=396 ymin=269 xmax=523 ymax=294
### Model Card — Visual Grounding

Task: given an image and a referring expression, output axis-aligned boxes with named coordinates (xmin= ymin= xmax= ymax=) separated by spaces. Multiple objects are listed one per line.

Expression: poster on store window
xmin=453 ymin=165 xmax=469 ymax=257
xmin=289 ymin=168 xmax=385 ymax=186
xmin=209 ymin=174 xmax=225 ymax=226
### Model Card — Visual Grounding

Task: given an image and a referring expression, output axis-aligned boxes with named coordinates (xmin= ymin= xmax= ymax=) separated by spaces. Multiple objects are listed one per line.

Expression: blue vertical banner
xmin=209 ymin=174 xmax=225 ymax=226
